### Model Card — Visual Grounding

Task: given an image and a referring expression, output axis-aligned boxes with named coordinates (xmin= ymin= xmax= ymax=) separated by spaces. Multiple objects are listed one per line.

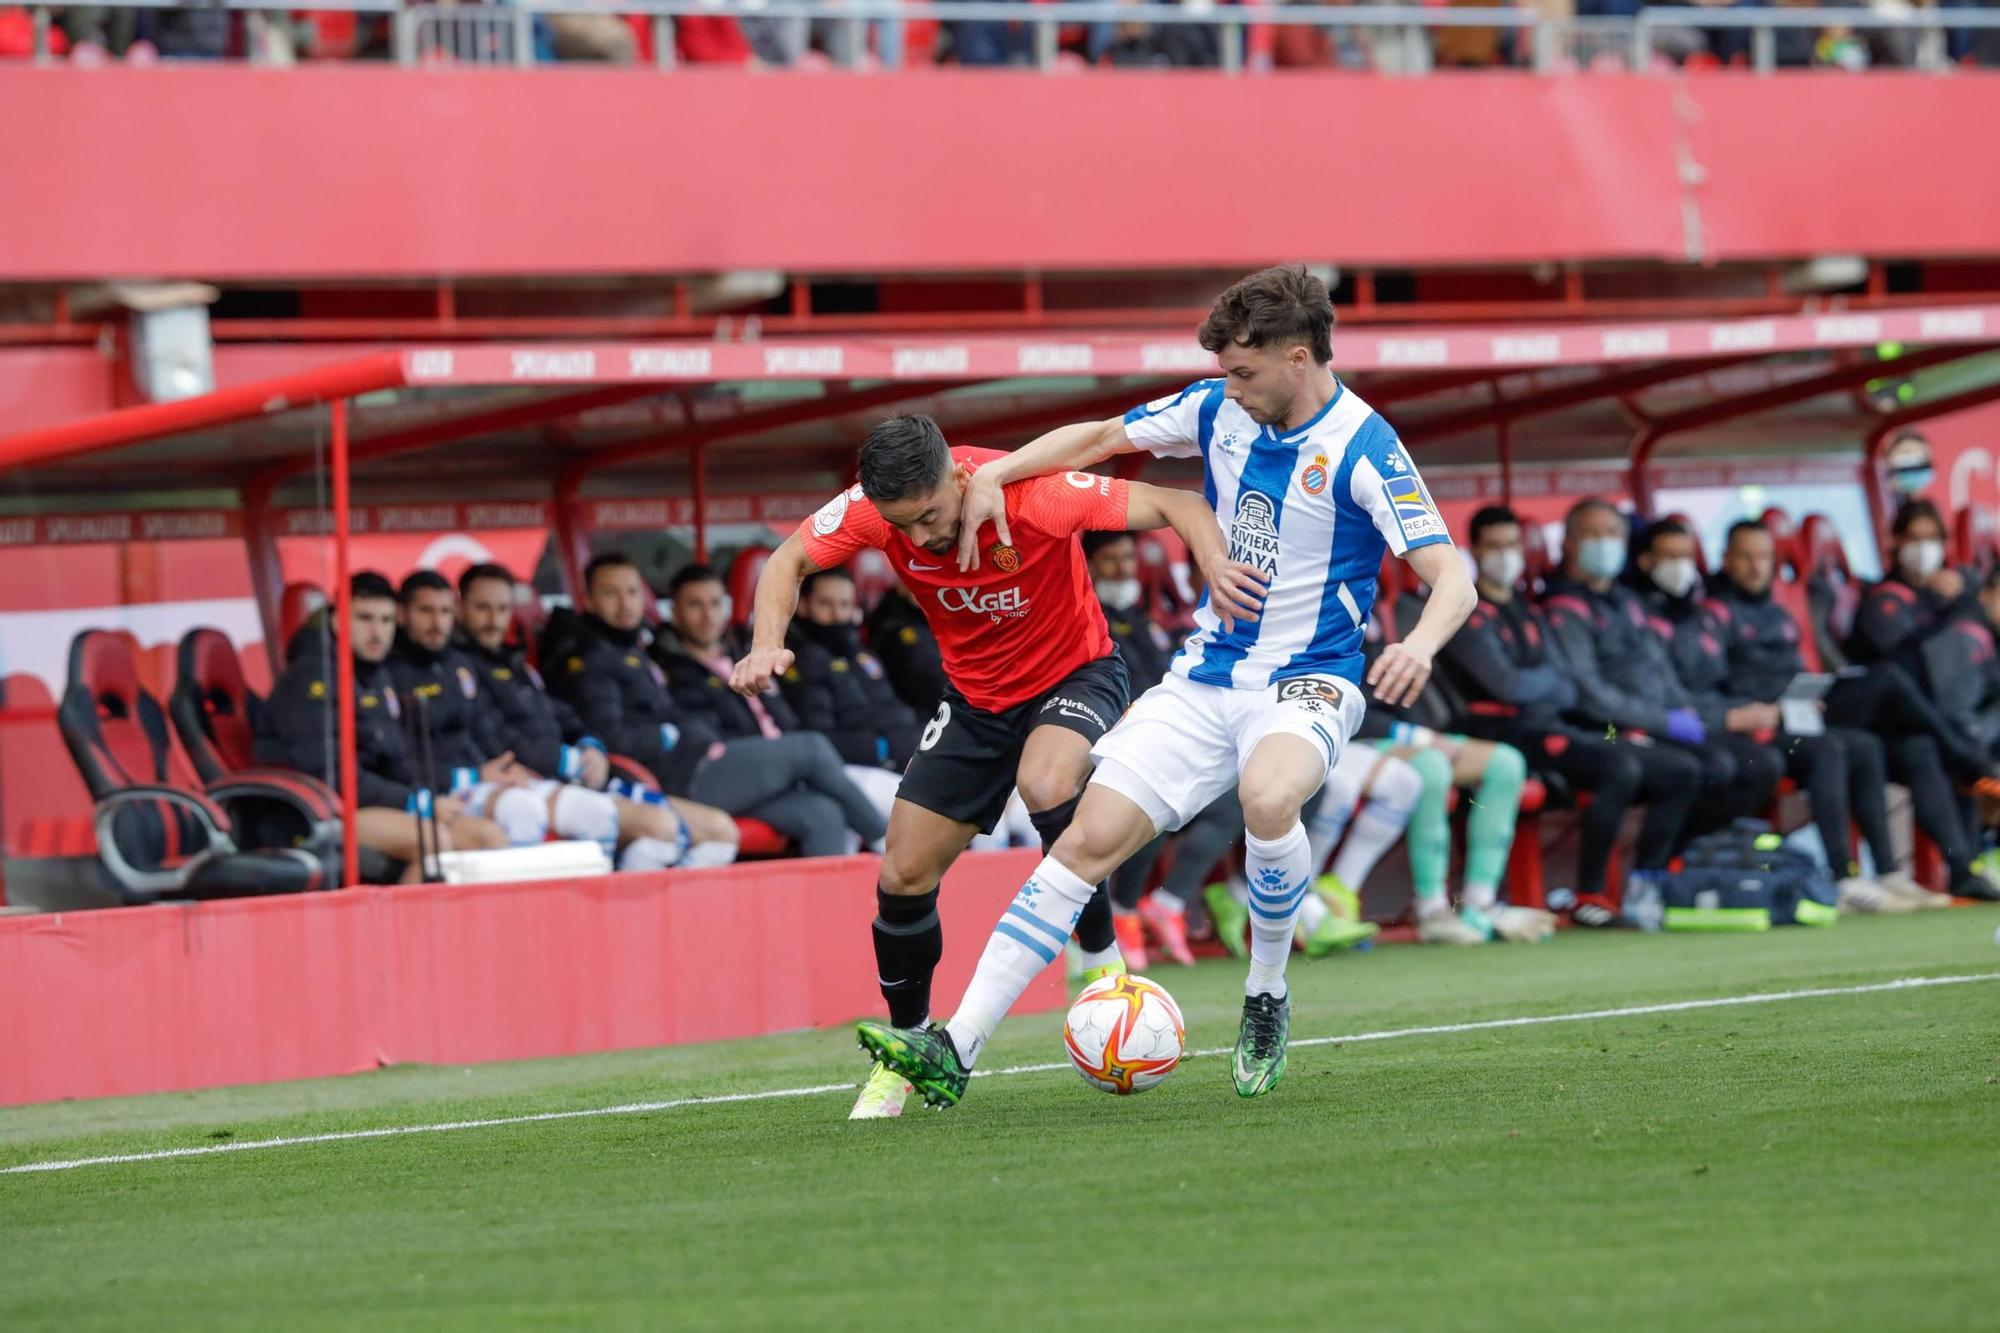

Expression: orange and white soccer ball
xmin=1062 ymin=974 xmax=1186 ymax=1095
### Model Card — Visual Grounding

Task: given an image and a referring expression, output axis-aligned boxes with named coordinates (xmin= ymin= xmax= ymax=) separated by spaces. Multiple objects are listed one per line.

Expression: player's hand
xmin=956 ymin=469 xmax=1012 ymax=572
xmin=1726 ymin=702 xmax=1781 ymax=734
xmin=479 ymin=751 xmax=529 ymax=788
xmin=578 ymin=747 xmax=610 ymax=789
xmin=1927 ymin=567 xmax=1965 ymax=601
xmin=730 ymin=647 xmax=793 ymax=697
xmin=1199 ymin=557 xmax=1268 ymax=633
xmin=433 ymin=795 xmax=467 ymax=821
xmin=1367 ymin=641 xmax=1434 ymax=709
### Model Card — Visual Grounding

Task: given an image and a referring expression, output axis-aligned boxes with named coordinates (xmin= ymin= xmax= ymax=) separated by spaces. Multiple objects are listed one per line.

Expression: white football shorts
xmin=1089 ymin=671 xmax=1365 ymax=834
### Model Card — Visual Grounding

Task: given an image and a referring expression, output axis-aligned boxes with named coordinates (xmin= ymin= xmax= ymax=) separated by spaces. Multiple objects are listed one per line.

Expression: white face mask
xmin=1650 ymin=557 xmax=1700 ymax=599
xmin=1096 ymin=578 xmax=1143 ymax=612
xmin=1577 ymin=536 xmax=1627 ymax=582
xmin=1478 ymin=549 xmax=1524 ymax=589
xmin=1898 ymin=539 xmax=1945 ymax=581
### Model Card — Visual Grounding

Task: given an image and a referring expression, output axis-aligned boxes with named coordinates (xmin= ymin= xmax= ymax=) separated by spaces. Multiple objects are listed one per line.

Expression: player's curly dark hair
xmin=858 ymin=414 xmax=952 ymax=504
xmin=1197 ymin=265 xmax=1335 ymax=366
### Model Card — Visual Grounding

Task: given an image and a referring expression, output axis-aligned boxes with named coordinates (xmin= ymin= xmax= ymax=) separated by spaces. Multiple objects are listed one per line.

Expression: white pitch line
xmin=7 ymin=971 xmax=1996 ymax=1176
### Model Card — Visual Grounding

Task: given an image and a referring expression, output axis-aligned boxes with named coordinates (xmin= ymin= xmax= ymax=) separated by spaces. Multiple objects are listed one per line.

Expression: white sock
xmin=1150 ymin=888 xmax=1185 ymax=914
xmin=1415 ymin=893 xmax=1453 ymax=920
xmin=1243 ymin=823 xmax=1312 ymax=998
xmin=1330 ymin=762 xmax=1420 ymax=890
xmin=682 ymin=840 xmax=737 ymax=869
xmin=1295 ymin=889 xmax=1330 ymax=938
xmin=617 ymin=836 xmax=683 ymax=872
xmin=1305 ymin=769 xmax=1362 ymax=871
xmin=946 ymin=855 xmax=1097 ymax=1068
xmin=1078 ymin=943 xmax=1121 ymax=974
xmin=1463 ymin=881 xmax=1498 ymax=912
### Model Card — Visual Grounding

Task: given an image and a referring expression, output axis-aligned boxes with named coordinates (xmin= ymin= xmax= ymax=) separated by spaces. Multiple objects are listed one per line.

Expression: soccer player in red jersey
xmin=733 ymin=414 xmax=1259 ymax=1119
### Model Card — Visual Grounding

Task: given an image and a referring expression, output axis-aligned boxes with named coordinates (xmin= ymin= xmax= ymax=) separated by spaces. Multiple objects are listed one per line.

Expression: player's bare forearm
xmin=1367 ymin=544 xmax=1474 ymax=707
xmin=750 ymin=535 xmax=815 ymax=654
xmin=1400 ymin=545 xmax=1476 ymax=658
xmin=985 ymin=418 xmax=1132 ymax=486
xmin=1127 ymin=482 xmax=1223 ymax=564
xmin=1126 ymin=481 xmax=1266 ymax=632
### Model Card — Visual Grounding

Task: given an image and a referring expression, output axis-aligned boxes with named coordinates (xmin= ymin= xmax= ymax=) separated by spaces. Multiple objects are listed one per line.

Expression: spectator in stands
xmin=865 ymin=583 xmax=948 ymax=716
xmin=1545 ymin=499 xmax=1779 ymax=843
xmin=659 ymin=563 xmax=903 ymax=832
xmin=1269 ymin=0 xmax=1370 ymax=68
xmin=456 ymin=563 xmax=739 ymax=869
xmin=1441 ymin=506 xmax=1699 ymax=927
xmin=942 ymin=1 xmax=1031 ymax=64
xmin=547 ymin=8 xmax=638 ymax=61
xmin=256 ymin=571 xmax=508 ymax=880
xmin=676 ymin=12 xmax=756 ymax=63
xmin=1642 ymin=519 xmax=1941 ymax=912
xmin=781 ymin=566 xmax=922 ymax=771
xmin=548 ymin=551 xmax=887 ymax=857
xmin=1084 ymin=531 xmax=1242 ymax=966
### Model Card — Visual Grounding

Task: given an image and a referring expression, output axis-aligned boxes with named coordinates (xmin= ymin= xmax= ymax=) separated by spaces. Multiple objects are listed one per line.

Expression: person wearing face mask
xmin=1439 ymin=507 xmax=1699 ymax=928
xmin=1676 ymin=523 xmax=1946 ymax=911
xmin=1626 ymin=517 xmax=1791 ymax=830
xmin=1849 ymin=498 xmax=1975 ymax=687
xmin=1085 ymin=531 xmax=1177 ymax=687
xmin=1545 ymin=501 xmax=1777 ymax=860
xmin=780 ymin=566 xmax=923 ymax=772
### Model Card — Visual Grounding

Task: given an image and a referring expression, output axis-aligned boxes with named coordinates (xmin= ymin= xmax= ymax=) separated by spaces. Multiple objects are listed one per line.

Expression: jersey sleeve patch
xmin=799 ymin=483 xmax=886 ymax=567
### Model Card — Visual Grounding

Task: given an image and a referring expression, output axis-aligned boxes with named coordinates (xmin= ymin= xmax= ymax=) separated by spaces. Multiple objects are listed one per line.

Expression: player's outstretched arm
xmin=1123 ymin=481 xmax=1267 ymax=633
xmin=730 ymin=533 xmax=819 ymax=697
xmin=1368 ymin=544 xmax=1476 ymax=708
xmin=957 ymin=417 xmax=1134 ymax=572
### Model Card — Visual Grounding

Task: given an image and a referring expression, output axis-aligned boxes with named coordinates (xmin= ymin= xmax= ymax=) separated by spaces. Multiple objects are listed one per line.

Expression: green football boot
xmin=1232 ymin=990 xmax=1292 ymax=1098
xmin=1204 ymin=882 xmax=1250 ymax=960
xmin=856 ymin=1020 xmax=970 ymax=1109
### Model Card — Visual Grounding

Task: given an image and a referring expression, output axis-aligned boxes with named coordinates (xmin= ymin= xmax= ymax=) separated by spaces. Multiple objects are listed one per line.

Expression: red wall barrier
xmin=8 ymin=68 xmax=1997 ymax=281
xmin=0 ymin=849 xmax=1058 ymax=1106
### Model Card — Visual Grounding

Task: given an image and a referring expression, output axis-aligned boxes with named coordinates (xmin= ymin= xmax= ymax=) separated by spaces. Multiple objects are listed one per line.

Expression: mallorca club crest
xmin=1300 ymin=453 xmax=1329 ymax=496
xmin=989 ymin=543 xmax=1021 ymax=574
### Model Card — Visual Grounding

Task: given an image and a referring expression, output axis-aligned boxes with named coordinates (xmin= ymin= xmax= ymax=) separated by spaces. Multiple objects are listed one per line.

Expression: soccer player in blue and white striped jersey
xmin=858 ymin=265 xmax=1476 ymax=1106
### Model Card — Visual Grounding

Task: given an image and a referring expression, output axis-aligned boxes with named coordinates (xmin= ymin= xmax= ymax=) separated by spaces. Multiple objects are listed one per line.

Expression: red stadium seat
xmin=171 ymin=627 xmax=259 ymax=781
xmin=1759 ymin=507 xmax=1801 ymax=576
xmin=850 ymin=546 xmax=898 ymax=613
xmin=279 ymin=581 xmax=328 ymax=660
xmin=1799 ymin=512 xmax=1859 ymax=668
xmin=59 ymin=631 xmax=330 ymax=902
xmin=1135 ymin=529 xmax=1197 ymax=632
xmin=1519 ymin=521 xmax=1555 ymax=594
xmin=509 ymin=585 xmax=549 ymax=667
xmin=1952 ymin=505 xmax=2000 ymax=574
xmin=728 ymin=545 xmax=772 ymax=634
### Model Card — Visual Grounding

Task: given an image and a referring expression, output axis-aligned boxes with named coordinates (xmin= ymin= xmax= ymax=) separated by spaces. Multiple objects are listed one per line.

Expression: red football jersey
xmin=799 ymin=448 xmax=1132 ymax=712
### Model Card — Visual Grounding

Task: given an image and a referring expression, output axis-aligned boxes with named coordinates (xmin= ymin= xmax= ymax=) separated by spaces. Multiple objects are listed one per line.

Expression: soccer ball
xmin=1062 ymin=974 xmax=1186 ymax=1095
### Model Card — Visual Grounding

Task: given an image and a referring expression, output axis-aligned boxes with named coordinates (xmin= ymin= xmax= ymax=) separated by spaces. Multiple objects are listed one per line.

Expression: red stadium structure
xmin=8 ymin=61 xmax=2000 ymax=1106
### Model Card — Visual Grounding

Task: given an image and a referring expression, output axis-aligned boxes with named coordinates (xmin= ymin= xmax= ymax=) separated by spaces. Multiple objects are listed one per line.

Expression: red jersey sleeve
xmin=1011 ymin=471 xmax=1132 ymax=537
xmin=798 ymin=485 xmax=891 ymax=568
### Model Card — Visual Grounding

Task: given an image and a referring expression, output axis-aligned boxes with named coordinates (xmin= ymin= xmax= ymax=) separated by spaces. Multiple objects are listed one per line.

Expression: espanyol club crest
xmin=989 ymin=543 xmax=1021 ymax=574
xmin=1300 ymin=453 xmax=1329 ymax=496
xmin=456 ymin=666 xmax=478 ymax=699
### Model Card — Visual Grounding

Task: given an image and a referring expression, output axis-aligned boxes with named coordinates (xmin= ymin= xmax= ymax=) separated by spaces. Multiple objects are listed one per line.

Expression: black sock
xmin=1030 ymin=795 xmax=1116 ymax=953
xmin=873 ymin=885 xmax=942 ymax=1029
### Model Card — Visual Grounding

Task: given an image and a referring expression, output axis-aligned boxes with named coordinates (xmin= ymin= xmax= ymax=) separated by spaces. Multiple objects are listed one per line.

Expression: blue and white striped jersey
xmin=1122 ymin=377 xmax=1450 ymax=691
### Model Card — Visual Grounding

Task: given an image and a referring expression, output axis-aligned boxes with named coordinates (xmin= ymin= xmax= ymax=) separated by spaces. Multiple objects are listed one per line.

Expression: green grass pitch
xmin=4 ymin=910 xmax=1997 ymax=1331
